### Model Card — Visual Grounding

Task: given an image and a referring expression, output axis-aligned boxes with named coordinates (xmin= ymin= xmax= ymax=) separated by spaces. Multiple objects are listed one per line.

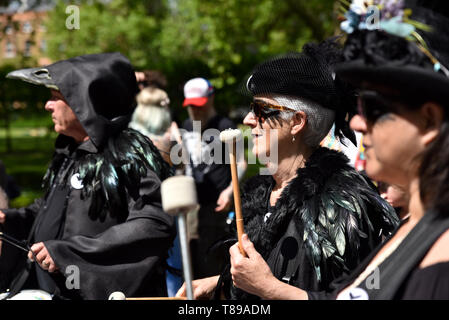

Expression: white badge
xmin=337 ymin=287 xmax=369 ymax=300
xmin=70 ymin=173 xmax=84 ymax=190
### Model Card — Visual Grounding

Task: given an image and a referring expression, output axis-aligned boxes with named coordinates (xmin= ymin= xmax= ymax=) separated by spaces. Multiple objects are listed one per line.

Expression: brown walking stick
xmin=219 ymin=129 xmax=246 ymax=257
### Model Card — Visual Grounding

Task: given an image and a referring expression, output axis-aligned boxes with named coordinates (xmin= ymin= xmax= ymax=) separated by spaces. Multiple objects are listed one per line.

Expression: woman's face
xmin=350 ymin=98 xmax=425 ymax=186
xmin=243 ymin=95 xmax=293 ymax=163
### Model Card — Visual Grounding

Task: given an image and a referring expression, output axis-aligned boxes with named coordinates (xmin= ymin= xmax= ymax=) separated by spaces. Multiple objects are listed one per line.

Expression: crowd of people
xmin=0 ymin=0 xmax=448 ymax=300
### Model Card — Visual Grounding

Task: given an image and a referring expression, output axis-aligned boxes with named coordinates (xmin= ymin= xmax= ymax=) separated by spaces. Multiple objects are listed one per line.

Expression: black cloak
xmin=0 ymin=53 xmax=175 ymax=299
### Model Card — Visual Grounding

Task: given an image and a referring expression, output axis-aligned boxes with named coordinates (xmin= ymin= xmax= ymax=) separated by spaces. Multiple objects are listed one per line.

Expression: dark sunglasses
xmin=250 ymin=100 xmax=296 ymax=122
xmin=357 ymin=91 xmax=395 ymax=123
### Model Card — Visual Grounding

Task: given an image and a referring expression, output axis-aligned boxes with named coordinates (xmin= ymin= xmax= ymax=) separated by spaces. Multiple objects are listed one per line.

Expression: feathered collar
xmin=242 ymin=147 xmax=351 ymax=258
xmin=42 ymin=129 xmax=172 ymax=220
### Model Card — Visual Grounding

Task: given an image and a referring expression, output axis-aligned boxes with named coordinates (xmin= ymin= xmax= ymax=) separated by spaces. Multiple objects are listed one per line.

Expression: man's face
xmin=45 ymin=90 xmax=88 ymax=142
xmin=187 ymin=98 xmax=212 ymax=123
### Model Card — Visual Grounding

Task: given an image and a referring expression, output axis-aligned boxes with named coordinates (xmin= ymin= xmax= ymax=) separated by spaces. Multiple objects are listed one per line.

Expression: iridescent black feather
xmin=42 ymin=128 xmax=172 ymax=220
xmin=238 ymin=147 xmax=399 ymax=287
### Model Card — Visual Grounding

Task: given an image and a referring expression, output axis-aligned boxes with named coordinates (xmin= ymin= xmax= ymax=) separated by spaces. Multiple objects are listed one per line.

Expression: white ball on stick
xmin=108 ymin=291 xmax=126 ymax=300
xmin=161 ymin=175 xmax=198 ymax=215
xmin=219 ymin=128 xmax=242 ymax=144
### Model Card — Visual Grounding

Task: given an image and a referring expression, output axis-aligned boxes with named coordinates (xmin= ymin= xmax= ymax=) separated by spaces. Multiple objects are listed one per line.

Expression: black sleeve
xmin=2 ymin=198 xmax=43 ymax=239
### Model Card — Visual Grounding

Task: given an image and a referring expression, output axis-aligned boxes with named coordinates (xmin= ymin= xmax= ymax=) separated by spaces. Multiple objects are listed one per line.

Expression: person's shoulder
xmin=420 ymin=228 xmax=449 ymax=269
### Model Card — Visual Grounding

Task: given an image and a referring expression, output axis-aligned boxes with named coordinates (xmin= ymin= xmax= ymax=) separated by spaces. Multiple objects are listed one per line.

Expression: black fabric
xmin=220 ymin=147 xmax=398 ymax=300
xmin=0 ymin=53 xmax=176 ymax=300
xmin=396 ymin=261 xmax=449 ymax=299
xmin=354 ymin=211 xmax=449 ymax=300
xmin=182 ymin=114 xmax=235 ymax=205
xmin=0 ymin=199 xmax=40 ymax=292
xmin=46 ymin=52 xmax=138 ymax=148
xmin=2 ymin=138 xmax=175 ymax=299
xmin=308 ymin=211 xmax=449 ymax=300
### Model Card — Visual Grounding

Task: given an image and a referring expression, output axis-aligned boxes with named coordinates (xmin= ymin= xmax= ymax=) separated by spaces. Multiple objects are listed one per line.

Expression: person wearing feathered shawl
xmin=176 ymin=39 xmax=399 ymax=300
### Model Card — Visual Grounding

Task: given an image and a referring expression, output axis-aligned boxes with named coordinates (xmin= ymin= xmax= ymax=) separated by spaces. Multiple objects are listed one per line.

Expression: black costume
xmin=216 ymin=39 xmax=399 ymax=300
xmin=0 ymin=53 xmax=175 ymax=299
xmin=306 ymin=0 xmax=449 ymax=300
xmin=222 ymin=147 xmax=398 ymax=299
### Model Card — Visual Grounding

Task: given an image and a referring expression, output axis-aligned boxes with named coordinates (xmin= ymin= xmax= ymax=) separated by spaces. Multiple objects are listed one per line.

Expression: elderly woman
xmin=227 ymin=0 xmax=449 ymax=300
xmin=177 ymin=40 xmax=398 ymax=300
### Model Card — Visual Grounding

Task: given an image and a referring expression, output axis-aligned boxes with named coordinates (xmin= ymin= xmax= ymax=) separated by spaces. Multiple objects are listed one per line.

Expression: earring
xmin=292 ymin=136 xmax=296 ymax=142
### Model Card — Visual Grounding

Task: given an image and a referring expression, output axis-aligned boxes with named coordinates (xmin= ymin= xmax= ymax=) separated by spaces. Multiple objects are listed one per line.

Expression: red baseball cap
xmin=182 ymin=77 xmax=214 ymax=107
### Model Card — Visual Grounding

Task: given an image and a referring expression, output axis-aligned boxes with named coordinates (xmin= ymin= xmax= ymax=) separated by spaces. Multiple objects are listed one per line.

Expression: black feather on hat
xmin=245 ymin=38 xmax=358 ymax=146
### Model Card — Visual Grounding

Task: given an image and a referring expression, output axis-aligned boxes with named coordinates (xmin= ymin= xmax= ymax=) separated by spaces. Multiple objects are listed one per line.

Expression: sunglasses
xmin=357 ymin=91 xmax=396 ymax=124
xmin=250 ymin=100 xmax=296 ymax=122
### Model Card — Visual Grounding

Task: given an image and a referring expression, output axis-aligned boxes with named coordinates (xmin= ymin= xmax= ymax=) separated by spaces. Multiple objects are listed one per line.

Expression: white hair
xmin=273 ymin=95 xmax=335 ymax=147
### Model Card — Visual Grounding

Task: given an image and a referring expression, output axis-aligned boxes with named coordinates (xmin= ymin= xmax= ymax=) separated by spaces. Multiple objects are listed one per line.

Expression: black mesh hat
xmin=246 ymin=39 xmax=357 ymax=146
xmin=336 ymin=0 xmax=449 ymax=106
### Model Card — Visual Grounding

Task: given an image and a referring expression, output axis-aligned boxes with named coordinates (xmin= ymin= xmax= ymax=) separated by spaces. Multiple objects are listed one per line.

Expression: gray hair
xmin=273 ymin=95 xmax=335 ymax=147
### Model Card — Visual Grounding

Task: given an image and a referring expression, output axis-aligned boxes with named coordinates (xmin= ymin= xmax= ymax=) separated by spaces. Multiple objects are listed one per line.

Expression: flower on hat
xmin=339 ymin=0 xmax=449 ymax=77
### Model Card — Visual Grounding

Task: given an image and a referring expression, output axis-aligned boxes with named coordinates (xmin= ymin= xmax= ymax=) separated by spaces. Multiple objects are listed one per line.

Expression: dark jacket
xmin=0 ymin=53 xmax=175 ymax=299
xmin=223 ymin=147 xmax=399 ymax=299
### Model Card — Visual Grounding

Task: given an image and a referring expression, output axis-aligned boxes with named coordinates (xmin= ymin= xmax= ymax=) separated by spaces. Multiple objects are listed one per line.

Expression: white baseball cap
xmin=183 ymin=77 xmax=214 ymax=107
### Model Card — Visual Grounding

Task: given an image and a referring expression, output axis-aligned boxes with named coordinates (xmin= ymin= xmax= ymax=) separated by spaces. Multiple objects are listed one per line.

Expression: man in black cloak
xmin=0 ymin=52 xmax=176 ymax=300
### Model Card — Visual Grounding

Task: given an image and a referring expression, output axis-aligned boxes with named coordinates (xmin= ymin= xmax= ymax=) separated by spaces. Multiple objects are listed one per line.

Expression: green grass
xmin=0 ymin=121 xmax=263 ymax=208
xmin=0 ymin=118 xmax=56 ymax=208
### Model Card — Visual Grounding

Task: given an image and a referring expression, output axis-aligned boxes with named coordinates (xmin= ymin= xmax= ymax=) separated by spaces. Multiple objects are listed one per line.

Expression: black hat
xmin=246 ymin=39 xmax=357 ymax=145
xmin=336 ymin=0 xmax=449 ymax=105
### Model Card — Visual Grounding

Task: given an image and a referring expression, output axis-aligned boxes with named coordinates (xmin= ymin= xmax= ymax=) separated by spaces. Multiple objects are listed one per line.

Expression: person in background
xmin=177 ymin=41 xmax=398 ymax=300
xmin=129 ymin=87 xmax=174 ymax=165
xmin=181 ymin=77 xmax=247 ymax=279
xmin=135 ymin=70 xmax=168 ymax=91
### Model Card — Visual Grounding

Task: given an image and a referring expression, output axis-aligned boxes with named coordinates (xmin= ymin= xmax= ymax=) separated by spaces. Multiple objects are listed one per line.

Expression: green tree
xmin=45 ymin=0 xmax=338 ymax=115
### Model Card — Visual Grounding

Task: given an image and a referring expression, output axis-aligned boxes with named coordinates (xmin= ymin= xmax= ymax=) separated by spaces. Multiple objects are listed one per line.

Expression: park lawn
xmin=0 ymin=125 xmax=56 ymax=208
xmin=0 ymin=123 xmax=263 ymax=209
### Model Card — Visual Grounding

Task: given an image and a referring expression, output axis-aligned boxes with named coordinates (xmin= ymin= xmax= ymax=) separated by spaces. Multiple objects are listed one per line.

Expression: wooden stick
xmin=229 ymin=140 xmax=246 ymax=257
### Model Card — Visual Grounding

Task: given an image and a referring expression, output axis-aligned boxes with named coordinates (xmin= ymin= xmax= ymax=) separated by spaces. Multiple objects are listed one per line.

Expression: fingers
xmin=229 ymin=242 xmax=241 ymax=262
xmin=215 ymin=202 xmax=225 ymax=212
xmin=176 ymin=283 xmax=186 ymax=297
xmin=241 ymin=234 xmax=259 ymax=259
xmin=29 ymin=242 xmax=58 ymax=272
xmin=47 ymin=259 xmax=58 ymax=273
xmin=28 ymin=242 xmax=44 ymax=261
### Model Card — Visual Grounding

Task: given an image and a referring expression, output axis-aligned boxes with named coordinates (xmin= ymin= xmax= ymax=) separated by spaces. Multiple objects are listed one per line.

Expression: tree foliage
xmin=45 ymin=0 xmax=338 ymax=115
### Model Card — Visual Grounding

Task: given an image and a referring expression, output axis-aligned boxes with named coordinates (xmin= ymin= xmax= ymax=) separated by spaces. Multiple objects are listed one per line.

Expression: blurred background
xmin=0 ymin=0 xmax=341 ymax=207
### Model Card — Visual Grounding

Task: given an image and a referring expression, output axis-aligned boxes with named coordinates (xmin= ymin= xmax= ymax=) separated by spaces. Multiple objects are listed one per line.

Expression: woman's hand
xmin=229 ymin=234 xmax=277 ymax=298
xmin=230 ymin=234 xmax=309 ymax=300
xmin=176 ymin=275 xmax=220 ymax=300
